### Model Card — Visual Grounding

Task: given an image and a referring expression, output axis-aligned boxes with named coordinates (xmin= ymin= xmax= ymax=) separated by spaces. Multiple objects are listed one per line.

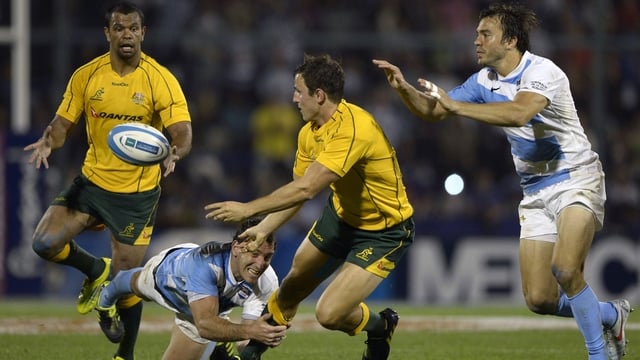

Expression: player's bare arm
xmin=372 ymin=59 xmax=447 ymax=122
xmin=190 ymin=297 xmax=287 ymax=346
xmin=239 ymin=207 xmax=302 ymax=252
xmin=204 ymin=161 xmax=339 ymax=223
xmin=162 ymin=121 xmax=192 ymax=177
xmin=428 ymin=89 xmax=548 ymax=127
xmin=24 ymin=115 xmax=75 ymax=169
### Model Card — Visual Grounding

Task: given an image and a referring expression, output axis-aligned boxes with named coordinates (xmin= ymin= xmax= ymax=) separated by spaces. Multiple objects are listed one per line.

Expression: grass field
xmin=0 ymin=299 xmax=638 ymax=360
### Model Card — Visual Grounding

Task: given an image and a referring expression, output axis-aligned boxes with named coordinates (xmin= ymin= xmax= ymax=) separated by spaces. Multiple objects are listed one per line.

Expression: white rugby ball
xmin=107 ymin=123 xmax=171 ymax=166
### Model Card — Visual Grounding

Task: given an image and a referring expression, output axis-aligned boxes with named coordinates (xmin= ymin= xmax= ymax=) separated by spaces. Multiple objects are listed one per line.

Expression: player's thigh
xmin=317 ymin=262 xmax=383 ymax=316
xmin=162 ymin=323 xmax=208 ymax=360
xmin=110 ymin=237 xmax=148 ymax=272
xmin=554 ymin=204 xmax=596 ymax=269
xmin=281 ymin=237 xmax=339 ymax=294
xmin=33 ymin=205 xmax=92 ymax=248
xmin=519 ymin=239 xmax=557 ymax=298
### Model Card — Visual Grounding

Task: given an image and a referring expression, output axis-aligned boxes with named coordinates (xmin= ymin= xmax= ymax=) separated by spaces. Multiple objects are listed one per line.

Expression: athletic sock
xmin=555 ymin=292 xmax=572 ymax=317
xmin=99 ymin=268 xmax=137 ymax=308
xmin=568 ymin=285 xmax=607 ymax=359
xmin=240 ymin=293 xmax=286 ymax=359
xmin=557 ymin=292 xmax=619 ymax=328
xmin=600 ymin=301 xmax=617 ymax=328
xmin=51 ymin=240 xmax=103 ymax=279
xmin=115 ymin=299 xmax=143 ymax=360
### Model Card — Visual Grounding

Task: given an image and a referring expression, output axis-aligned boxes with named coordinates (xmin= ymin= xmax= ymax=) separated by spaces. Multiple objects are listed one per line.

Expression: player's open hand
xmin=418 ymin=78 xmax=459 ymax=113
xmin=24 ymin=125 xmax=54 ymax=169
xmin=204 ymin=201 xmax=250 ymax=223
xmin=237 ymin=226 xmax=270 ymax=253
xmin=162 ymin=145 xmax=180 ymax=177
xmin=372 ymin=59 xmax=406 ymax=89
xmin=250 ymin=313 xmax=289 ymax=347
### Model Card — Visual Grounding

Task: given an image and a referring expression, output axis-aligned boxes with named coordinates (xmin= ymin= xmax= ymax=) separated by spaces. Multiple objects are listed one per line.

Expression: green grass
xmin=0 ymin=299 xmax=637 ymax=360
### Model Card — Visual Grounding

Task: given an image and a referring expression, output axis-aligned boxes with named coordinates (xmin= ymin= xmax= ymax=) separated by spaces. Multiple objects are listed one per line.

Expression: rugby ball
xmin=107 ymin=123 xmax=171 ymax=166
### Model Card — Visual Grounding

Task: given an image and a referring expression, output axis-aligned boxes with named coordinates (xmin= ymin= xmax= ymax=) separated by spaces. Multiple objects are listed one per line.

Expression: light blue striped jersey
xmin=448 ymin=51 xmax=600 ymax=195
xmin=153 ymin=245 xmax=278 ymax=321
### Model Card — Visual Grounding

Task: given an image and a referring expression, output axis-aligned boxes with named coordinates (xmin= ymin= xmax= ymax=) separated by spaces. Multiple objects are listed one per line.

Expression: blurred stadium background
xmin=1 ymin=0 xmax=638 ymax=306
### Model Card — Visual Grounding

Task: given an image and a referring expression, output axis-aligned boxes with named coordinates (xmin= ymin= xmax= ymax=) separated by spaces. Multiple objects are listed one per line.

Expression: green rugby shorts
xmin=51 ymin=175 xmax=161 ymax=245
xmin=307 ymin=200 xmax=414 ymax=279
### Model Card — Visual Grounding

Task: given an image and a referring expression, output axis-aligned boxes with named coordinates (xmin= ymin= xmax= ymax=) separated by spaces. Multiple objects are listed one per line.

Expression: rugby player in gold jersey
xmin=24 ymin=2 xmax=192 ymax=359
xmin=205 ymin=54 xmax=413 ymax=360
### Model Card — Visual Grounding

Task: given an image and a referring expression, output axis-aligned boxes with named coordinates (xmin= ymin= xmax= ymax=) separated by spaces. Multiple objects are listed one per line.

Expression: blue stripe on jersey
xmin=507 ymin=134 xmax=565 ymax=163
xmin=516 ymin=168 xmax=571 ymax=194
xmin=446 ymin=53 xmax=599 ymax=195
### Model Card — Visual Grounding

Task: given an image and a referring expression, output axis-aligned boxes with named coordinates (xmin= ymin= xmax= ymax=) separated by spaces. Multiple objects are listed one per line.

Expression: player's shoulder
xmin=72 ymin=53 xmax=110 ymax=77
xmin=257 ymin=266 xmax=279 ymax=292
xmin=138 ymin=52 xmax=175 ymax=76
xmin=525 ymin=52 xmax=563 ymax=74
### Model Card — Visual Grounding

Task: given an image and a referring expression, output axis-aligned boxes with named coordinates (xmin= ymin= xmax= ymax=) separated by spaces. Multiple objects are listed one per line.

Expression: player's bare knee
xmin=550 ymin=264 xmax=580 ymax=289
xmin=31 ymin=233 xmax=62 ymax=259
xmin=314 ymin=306 xmax=342 ymax=330
xmin=524 ymin=292 xmax=557 ymax=315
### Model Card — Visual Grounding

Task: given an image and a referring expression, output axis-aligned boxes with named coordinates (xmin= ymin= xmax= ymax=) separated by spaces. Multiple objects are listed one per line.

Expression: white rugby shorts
xmin=518 ymin=164 xmax=605 ymax=242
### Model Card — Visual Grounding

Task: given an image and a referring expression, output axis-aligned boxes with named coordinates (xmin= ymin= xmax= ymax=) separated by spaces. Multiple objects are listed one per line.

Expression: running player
xmin=205 ymin=53 xmax=414 ymax=360
xmin=373 ymin=3 xmax=631 ymax=359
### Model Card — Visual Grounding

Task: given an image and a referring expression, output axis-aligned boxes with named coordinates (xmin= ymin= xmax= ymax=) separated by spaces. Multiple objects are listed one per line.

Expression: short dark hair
xmin=200 ymin=217 xmax=276 ymax=255
xmin=479 ymin=2 xmax=539 ymax=53
xmin=105 ymin=1 xmax=145 ymax=27
xmin=294 ymin=54 xmax=344 ymax=103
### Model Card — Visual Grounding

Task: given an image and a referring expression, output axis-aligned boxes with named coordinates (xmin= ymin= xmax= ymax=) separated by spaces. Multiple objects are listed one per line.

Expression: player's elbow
xmin=502 ymin=113 xmax=531 ymax=127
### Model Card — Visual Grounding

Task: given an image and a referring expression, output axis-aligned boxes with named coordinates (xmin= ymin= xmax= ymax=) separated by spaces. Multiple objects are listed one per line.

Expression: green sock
xmin=239 ymin=305 xmax=277 ymax=359
xmin=363 ymin=311 xmax=385 ymax=337
xmin=55 ymin=240 xmax=103 ymax=279
xmin=116 ymin=302 xmax=143 ymax=360
xmin=239 ymin=340 xmax=268 ymax=360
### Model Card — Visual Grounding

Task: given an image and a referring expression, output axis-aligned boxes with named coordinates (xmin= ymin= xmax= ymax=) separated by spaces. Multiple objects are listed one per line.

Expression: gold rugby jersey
xmin=56 ymin=52 xmax=191 ymax=193
xmin=293 ymin=100 xmax=413 ymax=231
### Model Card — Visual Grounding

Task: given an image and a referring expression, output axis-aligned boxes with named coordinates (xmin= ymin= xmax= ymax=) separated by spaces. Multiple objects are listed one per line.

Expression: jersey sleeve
xmin=184 ymin=257 xmax=220 ymax=303
xmin=153 ymin=67 xmax=191 ymax=128
xmin=55 ymin=68 xmax=88 ymax=124
xmin=447 ymin=72 xmax=484 ymax=103
xmin=518 ymin=60 xmax=564 ymax=104
xmin=293 ymin=126 xmax=314 ymax=177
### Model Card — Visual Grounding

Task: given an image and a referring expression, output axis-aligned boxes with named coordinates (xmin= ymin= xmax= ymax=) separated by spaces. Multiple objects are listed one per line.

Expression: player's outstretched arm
xmin=372 ymin=59 xmax=449 ymax=122
xmin=191 ymin=298 xmax=287 ymax=346
xmin=24 ymin=115 xmax=75 ymax=169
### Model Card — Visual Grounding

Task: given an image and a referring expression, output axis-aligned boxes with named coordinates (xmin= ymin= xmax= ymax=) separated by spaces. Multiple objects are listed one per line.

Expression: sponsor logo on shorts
xmin=356 ymin=247 xmax=374 ymax=262
xmin=376 ymin=258 xmax=395 ymax=272
xmin=119 ymin=223 xmax=136 ymax=238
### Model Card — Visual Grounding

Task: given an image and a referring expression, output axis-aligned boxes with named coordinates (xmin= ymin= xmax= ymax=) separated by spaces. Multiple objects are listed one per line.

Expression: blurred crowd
xmin=2 ymin=0 xmax=639 ymax=241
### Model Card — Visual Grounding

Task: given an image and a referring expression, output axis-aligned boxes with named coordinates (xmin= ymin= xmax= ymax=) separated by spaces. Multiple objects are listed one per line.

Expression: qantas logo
xmin=91 ymin=112 xmax=144 ymax=121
